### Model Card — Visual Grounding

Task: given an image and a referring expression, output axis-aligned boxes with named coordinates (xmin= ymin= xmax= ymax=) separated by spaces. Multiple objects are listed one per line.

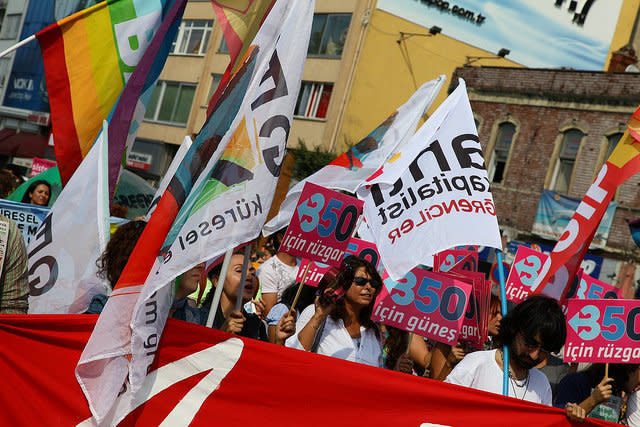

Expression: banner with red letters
xmin=0 ymin=315 xmax=614 ymax=426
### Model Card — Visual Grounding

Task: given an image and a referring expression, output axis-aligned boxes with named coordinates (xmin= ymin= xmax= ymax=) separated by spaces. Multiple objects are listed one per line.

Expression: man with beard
xmin=445 ymin=296 xmax=575 ymax=408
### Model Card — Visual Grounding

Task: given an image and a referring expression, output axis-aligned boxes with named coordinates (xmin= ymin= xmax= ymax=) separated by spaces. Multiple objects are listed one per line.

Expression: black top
xmin=200 ymin=305 xmax=268 ymax=342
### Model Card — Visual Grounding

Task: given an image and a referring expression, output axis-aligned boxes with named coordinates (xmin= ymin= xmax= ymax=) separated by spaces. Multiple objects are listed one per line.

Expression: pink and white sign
xmin=439 ymin=270 xmax=489 ymax=349
xmin=564 ymin=299 xmax=640 ymax=363
xmin=565 ymin=270 xmax=622 ymax=301
xmin=372 ymin=268 xmax=472 ymax=345
xmin=505 ymin=246 xmax=548 ymax=303
xmin=280 ymin=182 xmax=363 ymax=267
xmin=30 ymin=157 xmax=57 ymax=177
xmin=434 ymin=249 xmax=478 ymax=273
xmin=296 ymin=237 xmax=383 ymax=287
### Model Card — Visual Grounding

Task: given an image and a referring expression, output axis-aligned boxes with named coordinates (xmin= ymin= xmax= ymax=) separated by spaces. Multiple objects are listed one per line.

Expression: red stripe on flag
xmin=113 ymin=190 xmax=180 ymax=290
xmin=37 ymin=25 xmax=82 ymax=185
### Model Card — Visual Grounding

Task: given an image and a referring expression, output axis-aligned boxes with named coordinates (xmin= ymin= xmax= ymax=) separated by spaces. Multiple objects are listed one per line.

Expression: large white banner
xmin=263 ymin=76 xmax=445 ymax=235
xmin=28 ymin=122 xmax=110 ymax=314
xmin=357 ymin=80 xmax=501 ymax=280
xmin=75 ymin=1 xmax=314 ymax=422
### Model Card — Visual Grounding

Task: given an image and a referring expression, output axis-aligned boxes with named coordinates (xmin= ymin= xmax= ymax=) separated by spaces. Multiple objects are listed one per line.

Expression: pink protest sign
xmin=565 ymin=270 xmax=622 ymax=301
xmin=372 ymin=268 xmax=472 ymax=345
xmin=434 ymin=250 xmax=477 ymax=273
xmin=505 ymin=246 xmax=548 ymax=303
xmin=30 ymin=157 xmax=57 ymax=178
xmin=296 ymin=259 xmax=331 ymax=287
xmin=280 ymin=182 xmax=363 ymax=267
xmin=296 ymin=238 xmax=383 ymax=287
xmin=564 ymin=299 xmax=640 ymax=363
xmin=439 ymin=270 xmax=489 ymax=349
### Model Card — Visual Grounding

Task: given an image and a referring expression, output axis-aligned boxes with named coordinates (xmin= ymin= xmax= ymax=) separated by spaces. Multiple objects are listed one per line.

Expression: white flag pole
xmin=0 ymin=35 xmax=36 ymax=59
xmin=234 ymin=244 xmax=253 ymax=312
xmin=205 ymin=249 xmax=234 ymax=328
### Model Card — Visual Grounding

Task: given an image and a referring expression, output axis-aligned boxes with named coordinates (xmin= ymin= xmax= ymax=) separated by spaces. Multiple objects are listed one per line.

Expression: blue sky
xmin=377 ymin=0 xmax=624 ymax=70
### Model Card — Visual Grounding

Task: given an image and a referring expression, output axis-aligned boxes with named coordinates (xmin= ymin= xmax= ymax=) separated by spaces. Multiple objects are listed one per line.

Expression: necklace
xmin=499 ymin=350 xmax=530 ymax=400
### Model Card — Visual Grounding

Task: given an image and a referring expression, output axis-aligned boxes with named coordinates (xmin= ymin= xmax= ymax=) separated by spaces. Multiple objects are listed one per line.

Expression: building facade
xmin=455 ymin=65 xmax=640 ymax=293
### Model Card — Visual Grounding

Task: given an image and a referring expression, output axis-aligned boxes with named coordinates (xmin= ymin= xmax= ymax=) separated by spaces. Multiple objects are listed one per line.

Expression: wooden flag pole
xmin=605 ymin=363 xmax=609 ymax=379
xmin=290 ymin=261 xmax=312 ymax=312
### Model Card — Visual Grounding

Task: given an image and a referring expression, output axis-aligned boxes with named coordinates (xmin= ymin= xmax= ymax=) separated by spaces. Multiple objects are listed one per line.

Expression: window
xmin=605 ymin=132 xmax=623 ymax=159
xmin=308 ymin=14 xmax=351 ymax=57
xmin=171 ymin=20 xmax=213 ymax=55
xmin=207 ymin=73 xmax=223 ymax=101
xmin=0 ymin=14 xmax=21 ymax=39
xmin=0 ymin=57 xmax=11 ymax=87
xmin=489 ymin=122 xmax=515 ymax=184
xmin=294 ymin=82 xmax=333 ymax=119
xmin=218 ymin=37 xmax=229 ymax=54
xmin=551 ymin=129 xmax=584 ymax=194
xmin=144 ymin=81 xmax=196 ymax=125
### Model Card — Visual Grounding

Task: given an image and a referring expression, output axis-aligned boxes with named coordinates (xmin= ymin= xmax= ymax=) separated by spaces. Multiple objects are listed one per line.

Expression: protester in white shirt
xmin=628 ymin=391 xmax=640 ymax=427
xmin=286 ymin=256 xmax=383 ymax=368
xmin=257 ymin=231 xmax=299 ymax=315
xmin=446 ymin=296 xmax=585 ymax=421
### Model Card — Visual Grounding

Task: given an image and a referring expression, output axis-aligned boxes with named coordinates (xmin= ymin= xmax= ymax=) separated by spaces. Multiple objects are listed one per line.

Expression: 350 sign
xmin=373 ymin=269 xmax=472 ymax=345
xmin=565 ymin=299 xmax=640 ymax=363
xmin=281 ymin=182 xmax=363 ymax=267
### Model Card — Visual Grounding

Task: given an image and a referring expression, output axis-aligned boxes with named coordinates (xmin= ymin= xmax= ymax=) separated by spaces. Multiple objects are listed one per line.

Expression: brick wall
xmin=453 ymin=66 xmax=640 ymax=254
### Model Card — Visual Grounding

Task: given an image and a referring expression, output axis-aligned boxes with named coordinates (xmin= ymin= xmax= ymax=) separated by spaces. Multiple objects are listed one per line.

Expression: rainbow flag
xmin=207 ymin=0 xmax=276 ymax=115
xmin=37 ymin=0 xmax=177 ymax=185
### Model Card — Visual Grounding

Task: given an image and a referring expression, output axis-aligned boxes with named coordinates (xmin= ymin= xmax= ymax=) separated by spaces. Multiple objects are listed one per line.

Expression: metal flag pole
xmin=496 ymin=249 xmax=509 ymax=397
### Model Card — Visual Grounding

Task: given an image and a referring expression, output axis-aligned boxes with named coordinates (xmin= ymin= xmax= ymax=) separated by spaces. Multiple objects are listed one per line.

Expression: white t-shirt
xmin=628 ymin=391 xmax=640 ymax=427
xmin=445 ymin=349 xmax=552 ymax=405
xmin=285 ymin=305 xmax=383 ymax=368
xmin=256 ymin=255 xmax=299 ymax=300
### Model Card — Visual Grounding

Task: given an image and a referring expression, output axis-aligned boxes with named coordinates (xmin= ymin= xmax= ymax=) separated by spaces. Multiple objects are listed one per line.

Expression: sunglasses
xmin=353 ymin=276 xmax=381 ymax=289
xmin=521 ymin=335 xmax=551 ymax=355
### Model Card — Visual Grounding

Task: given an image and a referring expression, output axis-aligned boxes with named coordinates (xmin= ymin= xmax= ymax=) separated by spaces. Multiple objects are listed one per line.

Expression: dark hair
xmin=21 ymin=179 xmax=51 ymax=205
xmin=495 ymin=295 xmax=566 ymax=354
xmin=0 ymin=170 xmax=15 ymax=199
xmin=96 ymin=220 xmax=146 ymax=288
xmin=609 ymin=363 xmax=640 ymax=393
xmin=326 ymin=255 xmax=382 ymax=332
xmin=280 ymin=282 xmax=316 ymax=313
xmin=383 ymin=326 xmax=409 ymax=370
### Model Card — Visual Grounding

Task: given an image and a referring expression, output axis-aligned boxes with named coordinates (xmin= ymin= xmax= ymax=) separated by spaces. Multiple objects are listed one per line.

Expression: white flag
xmin=28 ymin=121 xmax=110 ymax=314
xmin=76 ymin=1 xmax=314 ymax=422
xmin=356 ymin=80 xmax=502 ymax=279
xmin=145 ymin=135 xmax=192 ymax=220
xmin=263 ymin=76 xmax=446 ymax=235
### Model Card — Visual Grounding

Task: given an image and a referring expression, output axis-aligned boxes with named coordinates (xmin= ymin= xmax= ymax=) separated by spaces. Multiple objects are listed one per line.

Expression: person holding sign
xmin=445 ymin=296 xmax=585 ymax=419
xmin=285 ymin=256 xmax=384 ymax=367
xmin=201 ymin=252 xmax=294 ymax=344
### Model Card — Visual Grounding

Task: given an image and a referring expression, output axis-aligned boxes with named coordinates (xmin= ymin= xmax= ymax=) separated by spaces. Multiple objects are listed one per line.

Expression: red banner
xmin=0 ymin=315 xmax=614 ymax=426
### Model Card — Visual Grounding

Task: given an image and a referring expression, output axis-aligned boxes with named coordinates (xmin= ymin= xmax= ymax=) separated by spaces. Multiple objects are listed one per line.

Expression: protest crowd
xmin=1 ymin=0 xmax=640 ymax=426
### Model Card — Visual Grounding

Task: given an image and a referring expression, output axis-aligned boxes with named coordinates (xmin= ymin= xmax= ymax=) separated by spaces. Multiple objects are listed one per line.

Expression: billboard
xmin=377 ymin=0 xmax=624 ymax=70
xmin=3 ymin=1 xmax=94 ymax=111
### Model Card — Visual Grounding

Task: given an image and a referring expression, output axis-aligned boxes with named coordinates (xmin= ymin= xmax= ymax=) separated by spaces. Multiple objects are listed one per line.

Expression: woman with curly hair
xmin=285 ymin=255 xmax=384 ymax=367
xmin=86 ymin=220 xmax=146 ymax=314
xmin=21 ymin=180 xmax=51 ymax=206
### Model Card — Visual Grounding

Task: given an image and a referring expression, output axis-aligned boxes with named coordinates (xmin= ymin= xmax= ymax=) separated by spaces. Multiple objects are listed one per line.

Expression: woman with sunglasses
xmin=285 ymin=255 xmax=384 ymax=367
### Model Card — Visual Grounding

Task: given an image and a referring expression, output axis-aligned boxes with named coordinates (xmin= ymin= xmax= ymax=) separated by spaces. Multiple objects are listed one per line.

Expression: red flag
xmin=0 ymin=315 xmax=613 ymax=426
xmin=533 ymin=106 xmax=640 ymax=302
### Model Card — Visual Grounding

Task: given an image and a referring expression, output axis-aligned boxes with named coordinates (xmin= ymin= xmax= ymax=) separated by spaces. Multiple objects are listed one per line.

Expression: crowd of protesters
xmin=0 ymin=172 xmax=638 ymax=424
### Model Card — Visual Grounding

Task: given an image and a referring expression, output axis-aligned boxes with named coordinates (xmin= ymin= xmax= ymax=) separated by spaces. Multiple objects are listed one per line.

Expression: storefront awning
xmin=0 ymin=130 xmax=48 ymax=158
